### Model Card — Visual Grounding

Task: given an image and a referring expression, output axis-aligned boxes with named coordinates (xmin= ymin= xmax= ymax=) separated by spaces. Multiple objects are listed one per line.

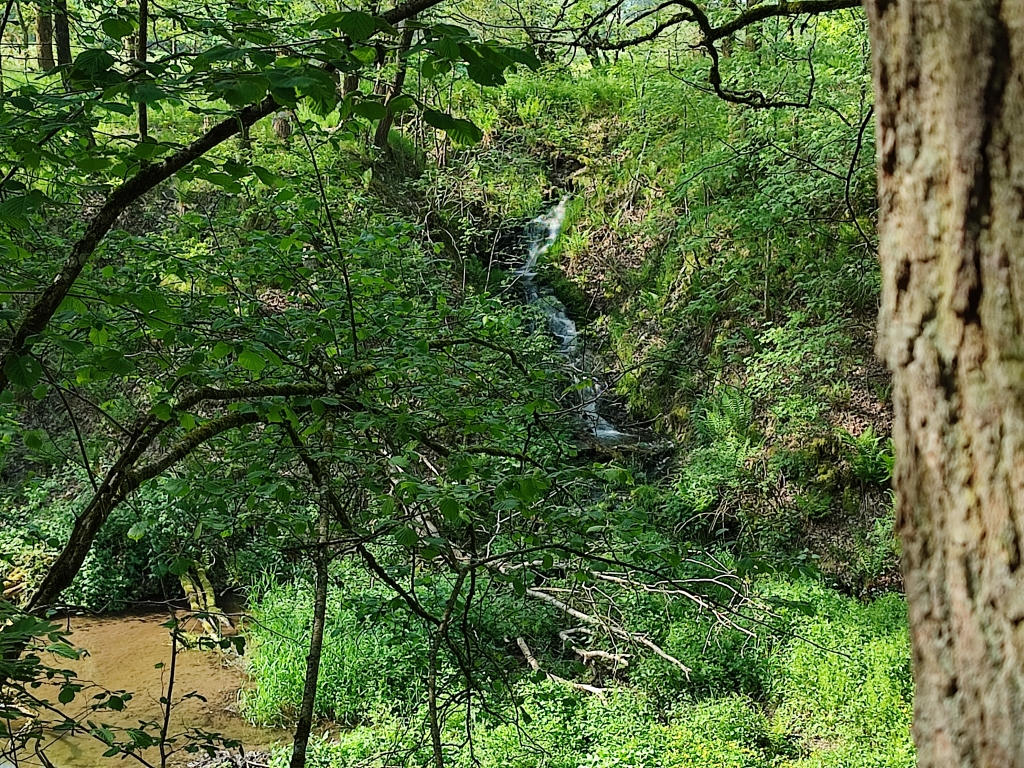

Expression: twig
xmin=522 ymin=586 xmax=691 ymax=677
xmin=516 ymin=637 xmax=605 ymax=695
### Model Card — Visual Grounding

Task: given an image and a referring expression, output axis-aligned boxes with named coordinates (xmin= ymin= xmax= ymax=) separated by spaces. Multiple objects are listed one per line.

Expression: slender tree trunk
xmin=15 ymin=2 xmax=30 ymax=60
xmin=35 ymin=5 xmax=53 ymax=70
xmin=867 ymin=2 xmax=1024 ymax=766
xmin=744 ymin=0 xmax=761 ymax=51
xmin=373 ymin=21 xmax=415 ymax=149
xmin=52 ymin=0 xmax=68 ymax=66
xmin=288 ymin=512 xmax=330 ymax=768
xmin=137 ymin=0 xmax=148 ymax=139
xmin=0 ymin=2 xmax=11 ymax=94
xmin=341 ymin=73 xmax=360 ymax=97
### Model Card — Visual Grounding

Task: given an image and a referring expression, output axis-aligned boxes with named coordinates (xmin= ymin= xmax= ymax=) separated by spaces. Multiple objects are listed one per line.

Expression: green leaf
xmin=351 ymin=45 xmax=377 ymax=64
xmin=22 ymin=430 xmax=43 ymax=451
xmin=339 ymin=11 xmax=376 ymax=41
xmin=439 ymin=497 xmax=460 ymax=521
xmin=45 ymin=642 xmax=80 ymax=660
xmin=129 ymin=83 xmax=167 ymax=105
xmin=0 ymin=193 xmax=42 ymax=229
xmin=94 ymin=350 xmax=135 ymax=376
xmin=102 ymin=17 xmax=136 ymax=39
xmin=237 ymin=349 xmax=267 ymax=373
xmin=499 ymin=45 xmax=542 ymax=70
xmin=70 ymin=49 xmax=117 ymax=82
xmin=249 ymin=49 xmax=276 ymax=68
xmin=310 ymin=12 xmax=345 ymax=30
xmin=98 ymin=101 xmax=135 ymax=116
xmin=58 ymin=685 xmax=78 ymax=704
xmin=387 ymin=94 xmax=415 ymax=113
xmin=353 ymin=100 xmax=387 ymax=121
xmin=223 ymin=161 xmax=251 ymax=179
xmin=213 ymin=73 xmax=269 ymax=106
xmin=127 ymin=521 xmax=149 ymax=541
xmin=211 ymin=341 xmax=234 ymax=359
xmin=195 ymin=44 xmax=246 ymax=67
xmin=3 ymin=354 xmax=42 ymax=388
xmin=74 ymin=155 xmax=114 ymax=173
xmin=251 ymin=165 xmax=284 ymax=187
xmin=394 ymin=526 xmax=418 ymax=548
xmin=202 ymin=172 xmax=242 ymax=192
xmin=433 ymin=36 xmax=461 ymax=61
xmin=466 ymin=62 xmax=506 ymax=87
xmin=423 ymin=110 xmax=483 ymax=145
xmin=131 ymin=139 xmax=165 ymax=160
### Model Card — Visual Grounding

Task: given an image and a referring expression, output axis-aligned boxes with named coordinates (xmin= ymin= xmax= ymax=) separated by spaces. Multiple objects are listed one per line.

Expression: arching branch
xmin=581 ymin=0 xmax=862 ymax=109
xmin=0 ymin=0 xmax=447 ymax=396
xmin=710 ymin=0 xmax=862 ymax=41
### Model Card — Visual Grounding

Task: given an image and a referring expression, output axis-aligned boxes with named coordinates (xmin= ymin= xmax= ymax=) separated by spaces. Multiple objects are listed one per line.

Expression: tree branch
xmin=0 ymin=0 xmax=447 ymax=396
xmin=521 ymin=585 xmax=691 ymax=677
xmin=516 ymin=637 xmax=606 ymax=695
xmin=0 ymin=96 xmax=277 ymax=395
xmin=284 ymin=422 xmax=442 ymax=627
xmin=710 ymin=0 xmax=861 ymax=41
xmin=589 ymin=0 xmax=862 ymax=109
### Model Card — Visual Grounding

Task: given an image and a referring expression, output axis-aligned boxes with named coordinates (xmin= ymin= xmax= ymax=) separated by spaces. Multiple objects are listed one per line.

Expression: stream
xmin=4 ymin=610 xmax=284 ymax=768
xmin=515 ymin=200 xmax=635 ymax=446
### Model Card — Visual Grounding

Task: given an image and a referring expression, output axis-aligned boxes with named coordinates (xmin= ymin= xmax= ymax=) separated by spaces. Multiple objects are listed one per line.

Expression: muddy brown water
xmin=6 ymin=610 xmax=286 ymax=767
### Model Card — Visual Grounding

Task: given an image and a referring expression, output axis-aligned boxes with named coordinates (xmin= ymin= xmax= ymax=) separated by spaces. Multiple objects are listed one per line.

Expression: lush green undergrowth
xmin=245 ymin=572 xmax=912 ymax=768
xmin=233 ymin=27 xmax=908 ymax=768
xmin=429 ymin=36 xmax=894 ymax=590
xmin=0 ymin=8 xmax=907 ymax=767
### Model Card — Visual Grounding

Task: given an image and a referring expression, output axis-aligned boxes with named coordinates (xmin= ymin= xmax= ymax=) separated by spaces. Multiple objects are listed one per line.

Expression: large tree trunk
xmin=867 ymin=2 xmax=1024 ymax=766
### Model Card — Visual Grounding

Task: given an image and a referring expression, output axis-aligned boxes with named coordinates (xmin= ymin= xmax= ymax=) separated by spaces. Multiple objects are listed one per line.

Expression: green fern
xmin=696 ymin=387 xmax=754 ymax=443
xmin=840 ymin=426 xmax=895 ymax=485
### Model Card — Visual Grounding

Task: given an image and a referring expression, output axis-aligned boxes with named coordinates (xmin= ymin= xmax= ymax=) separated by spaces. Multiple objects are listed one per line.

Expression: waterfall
xmin=516 ymin=201 xmax=634 ymax=446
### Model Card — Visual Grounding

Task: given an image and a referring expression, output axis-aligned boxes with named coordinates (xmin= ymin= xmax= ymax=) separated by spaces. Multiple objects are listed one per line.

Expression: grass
xmin=246 ymin=573 xmax=913 ymax=768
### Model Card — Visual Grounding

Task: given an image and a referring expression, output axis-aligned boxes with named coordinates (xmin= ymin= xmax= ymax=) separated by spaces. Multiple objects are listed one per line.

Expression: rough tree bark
xmin=35 ymin=5 xmax=53 ymax=70
xmin=867 ymin=2 xmax=1024 ymax=766
xmin=52 ymin=0 xmax=68 ymax=66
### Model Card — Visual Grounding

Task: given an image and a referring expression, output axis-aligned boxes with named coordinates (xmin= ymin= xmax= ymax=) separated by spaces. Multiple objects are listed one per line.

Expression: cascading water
xmin=515 ymin=200 xmax=634 ymax=446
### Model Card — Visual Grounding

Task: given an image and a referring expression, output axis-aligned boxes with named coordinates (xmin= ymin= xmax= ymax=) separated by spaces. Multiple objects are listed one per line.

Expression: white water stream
xmin=515 ymin=200 xmax=634 ymax=446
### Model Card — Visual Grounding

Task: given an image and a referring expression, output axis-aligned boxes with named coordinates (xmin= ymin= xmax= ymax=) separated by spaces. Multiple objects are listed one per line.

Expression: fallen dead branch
xmin=515 ymin=637 xmax=605 ymax=696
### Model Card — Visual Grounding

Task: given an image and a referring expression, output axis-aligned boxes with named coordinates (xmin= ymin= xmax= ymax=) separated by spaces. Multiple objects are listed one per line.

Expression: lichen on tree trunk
xmin=180 ymin=563 xmax=231 ymax=640
xmin=867 ymin=1 xmax=1024 ymax=766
